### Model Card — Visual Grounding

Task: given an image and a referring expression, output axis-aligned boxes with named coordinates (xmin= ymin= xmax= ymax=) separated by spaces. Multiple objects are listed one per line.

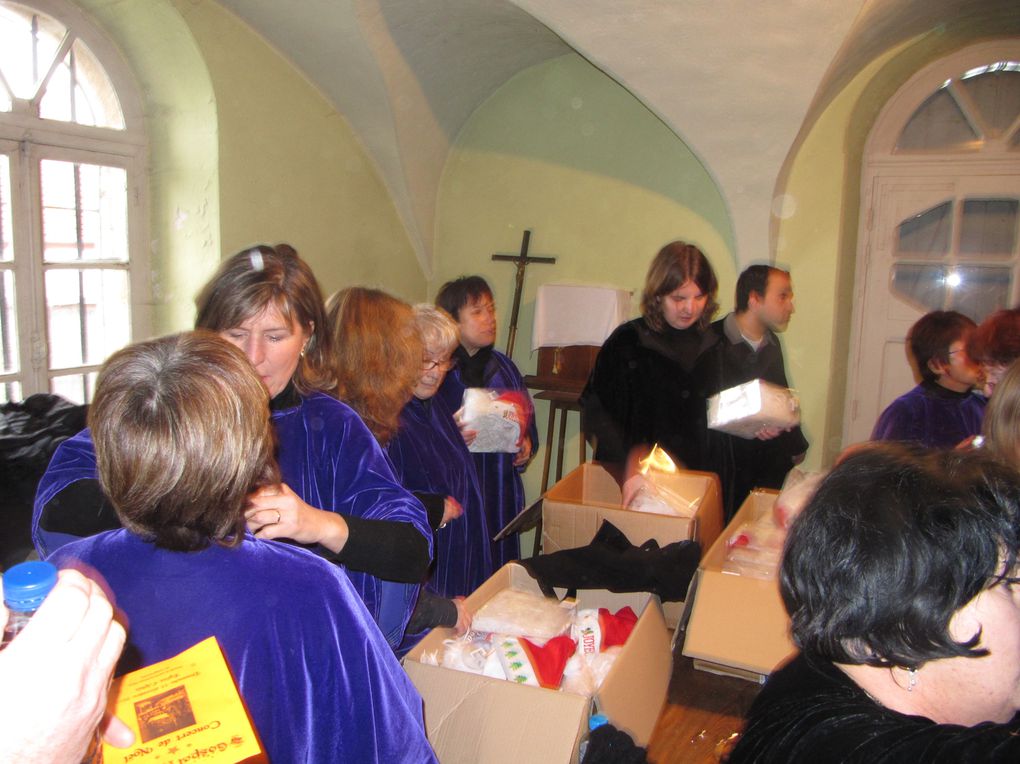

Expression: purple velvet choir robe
xmin=49 ymin=530 xmax=437 ymax=764
xmin=871 ymin=381 xmax=986 ymax=449
xmin=387 ymin=394 xmax=493 ymax=598
xmin=439 ymin=349 xmax=538 ymax=568
xmin=32 ymin=393 xmax=431 ymax=645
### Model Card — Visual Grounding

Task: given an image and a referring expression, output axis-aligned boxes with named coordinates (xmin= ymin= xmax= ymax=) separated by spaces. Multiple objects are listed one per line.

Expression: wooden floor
xmin=644 ymin=631 xmax=762 ymax=764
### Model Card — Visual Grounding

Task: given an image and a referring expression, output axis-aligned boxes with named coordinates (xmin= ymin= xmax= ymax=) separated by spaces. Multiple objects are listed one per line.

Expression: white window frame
xmin=0 ymin=0 xmax=149 ymax=400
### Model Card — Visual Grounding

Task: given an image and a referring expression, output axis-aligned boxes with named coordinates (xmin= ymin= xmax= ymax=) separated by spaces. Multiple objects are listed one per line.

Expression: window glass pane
xmin=0 ymin=268 xmax=17 ymax=374
xmin=948 ymin=266 xmax=1012 ymax=322
xmin=39 ymin=38 xmax=124 ymax=129
xmin=0 ymin=2 xmax=66 ymax=100
xmin=40 ymin=159 xmax=128 ymax=263
xmin=959 ymin=199 xmax=1018 ymax=259
xmin=896 ymin=201 xmax=952 ymax=259
xmin=958 ymin=69 xmax=1020 ymax=140
xmin=45 ymin=267 xmax=129 ymax=369
xmin=897 ymin=88 xmax=978 ymax=151
xmin=49 ymin=370 xmax=94 ymax=404
xmin=0 ymin=154 xmax=11 ymax=262
xmin=0 ymin=379 xmax=22 ymax=404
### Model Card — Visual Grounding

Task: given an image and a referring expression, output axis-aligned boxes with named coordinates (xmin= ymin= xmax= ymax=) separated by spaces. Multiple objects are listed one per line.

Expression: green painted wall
xmin=78 ymin=0 xmax=219 ymax=333
xmin=434 ymin=53 xmax=736 ymax=518
xmin=175 ymin=0 xmax=425 ymax=304
xmin=772 ymin=49 xmax=905 ymax=471
xmin=79 ymin=0 xmax=425 ymax=336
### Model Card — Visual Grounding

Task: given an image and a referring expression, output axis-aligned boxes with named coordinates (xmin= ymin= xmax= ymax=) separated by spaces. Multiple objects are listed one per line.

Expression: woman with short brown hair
xmin=50 ymin=332 xmax=436 ymax=763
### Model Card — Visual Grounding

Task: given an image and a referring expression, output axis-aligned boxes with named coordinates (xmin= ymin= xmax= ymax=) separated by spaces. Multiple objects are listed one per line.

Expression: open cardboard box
xmin=403 ymin=563 xmax=672 ymax=763
xmin=681 ymin=489 xmax=796 ymax=682
xmin=540 ymin=461 xmax=724 ymax=627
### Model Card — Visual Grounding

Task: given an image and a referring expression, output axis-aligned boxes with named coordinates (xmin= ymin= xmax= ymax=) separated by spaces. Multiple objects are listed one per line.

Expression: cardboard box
xmin=403 ymin=563 xmax=672 ymax=763
xmin=540 ymin=461 xmax=724 ymax=627
xmin=681 ymin=490 xmax=796 ymax=682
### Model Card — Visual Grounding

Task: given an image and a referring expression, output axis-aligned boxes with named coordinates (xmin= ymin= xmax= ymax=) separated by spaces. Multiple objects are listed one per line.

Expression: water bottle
xmin=2 ymin=561 xmax=58 ymax=648
xmin=578 ymin=713 xmax=610 ymax=761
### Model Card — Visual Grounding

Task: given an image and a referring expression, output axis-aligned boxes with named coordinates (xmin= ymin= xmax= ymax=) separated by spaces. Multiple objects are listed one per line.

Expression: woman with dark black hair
xmin=729 ymin=443 xmax=1020 ymax=762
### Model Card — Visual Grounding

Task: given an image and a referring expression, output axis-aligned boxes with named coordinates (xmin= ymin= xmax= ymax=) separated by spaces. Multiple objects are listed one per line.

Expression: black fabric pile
xmin=520 ymin=520 xmax=700 ymax=602
xmin=581 ymin=723 xmax=648 ymax=764
xmin=0 ymin=394 xmax=87 ymax=569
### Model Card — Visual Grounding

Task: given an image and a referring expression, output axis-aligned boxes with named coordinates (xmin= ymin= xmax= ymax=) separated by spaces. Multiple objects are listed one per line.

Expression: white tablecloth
xmin=531 ymin=284 xmax=631 ymax=350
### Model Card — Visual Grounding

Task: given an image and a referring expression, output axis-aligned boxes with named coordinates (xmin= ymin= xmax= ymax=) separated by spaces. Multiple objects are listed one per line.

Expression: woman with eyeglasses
xmin=329 ymin=290 xmax=481 ymax=648
xmin=388 ymin=305 xmax=493 ymax=600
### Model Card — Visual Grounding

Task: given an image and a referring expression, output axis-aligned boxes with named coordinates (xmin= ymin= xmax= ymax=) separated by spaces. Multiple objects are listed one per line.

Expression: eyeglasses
xmin=422 ymin=358 xmax=455 ymax=372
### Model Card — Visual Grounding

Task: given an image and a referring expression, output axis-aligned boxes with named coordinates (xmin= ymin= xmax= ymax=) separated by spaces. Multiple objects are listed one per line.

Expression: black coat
xmin=580 ymin=317 xmax=721 ymax=472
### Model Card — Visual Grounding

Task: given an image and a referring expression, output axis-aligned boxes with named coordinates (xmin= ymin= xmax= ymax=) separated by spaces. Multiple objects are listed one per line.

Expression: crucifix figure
xmin=491 ymin=229 xmax=556 ymax=358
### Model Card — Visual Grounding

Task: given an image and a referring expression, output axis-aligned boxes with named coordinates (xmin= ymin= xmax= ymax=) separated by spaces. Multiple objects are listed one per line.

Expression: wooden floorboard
xmin=644 ymin=631 xmax=762 ymax=763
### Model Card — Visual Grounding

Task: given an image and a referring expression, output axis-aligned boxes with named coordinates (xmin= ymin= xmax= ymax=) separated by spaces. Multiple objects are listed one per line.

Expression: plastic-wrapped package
xmin=457 ymin=388 xmax=532 ymax=453
xmin=723 ymin=518 xmax=785 ymax=580
xmin=773 ymin=468 xmax=826 ymax=528
xmin=707 ymin=379 xmax=800 ymax=439
xmin=625 ymin=445 xmax=701 ymax=517
xmin=471 ymin=589 xmax=574 ymax=639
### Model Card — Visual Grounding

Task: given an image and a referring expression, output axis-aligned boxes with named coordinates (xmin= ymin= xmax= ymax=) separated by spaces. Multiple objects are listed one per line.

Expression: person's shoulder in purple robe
xmin=50 ymin=530 xmax=437 ymax=763
xmin=33 ymin=392 xmax=432 ymax=646
xmin=387 ymin=393 xmax=493 ymax=597
xmin=871 ymin=381 xmax=986 ymax=449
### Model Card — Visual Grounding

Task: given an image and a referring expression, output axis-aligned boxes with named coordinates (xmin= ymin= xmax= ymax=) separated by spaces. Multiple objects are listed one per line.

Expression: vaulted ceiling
xmin=213 ymin=0 xmax=1014 ymax=273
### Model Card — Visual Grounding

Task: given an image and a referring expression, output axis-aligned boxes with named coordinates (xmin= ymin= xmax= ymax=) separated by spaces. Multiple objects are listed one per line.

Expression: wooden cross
xmin=491 ymin=229 xmax=556 ymax=358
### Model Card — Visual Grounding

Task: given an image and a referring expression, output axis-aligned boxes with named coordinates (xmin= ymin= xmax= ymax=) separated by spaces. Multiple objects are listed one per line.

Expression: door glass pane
xmin=45 ymin=267 xmax=129 ymax=369
xmin=958 ymin=69 xmax=1020 ymax=140
xmin=890 ymin=263 xmax=946 ymax=312
xmin=0 ymin=154 xmax=10 ymax=262
xmin=948 ymin=266 xmax=1012 ymax=322
xmin=959 ymin=199 xmax=1018 ymax=259
xmin=897 ymin=89 xmax=978 ymax=151
xmin=40 ymin=159 xmax=128 ymax=263
xmin=0 ymin=268 xmax=17 ymax=374
xmin=896 ymin=201 xmax=952 ymax=258
xmin=49 ymin=370 xmax=94 ymax=404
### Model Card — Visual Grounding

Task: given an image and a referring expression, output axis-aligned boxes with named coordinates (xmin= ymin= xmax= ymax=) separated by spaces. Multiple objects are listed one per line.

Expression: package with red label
xmin=458 ymin=388 xmax=534 ymax=453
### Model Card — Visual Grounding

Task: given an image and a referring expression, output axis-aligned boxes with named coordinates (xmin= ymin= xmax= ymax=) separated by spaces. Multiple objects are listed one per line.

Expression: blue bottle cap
xmin=3 ymin=561 xmax=58 ymax=612
xmin=589 ymin=713 xmax=609 ymax=731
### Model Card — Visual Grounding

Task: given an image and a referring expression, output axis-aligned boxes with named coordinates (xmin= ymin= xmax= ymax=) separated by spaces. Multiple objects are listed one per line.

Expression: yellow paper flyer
xmin=99 ymin=636 xmax=264 ymax=764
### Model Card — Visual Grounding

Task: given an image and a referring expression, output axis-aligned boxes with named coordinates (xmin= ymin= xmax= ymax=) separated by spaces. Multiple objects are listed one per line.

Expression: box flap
xmin=682 ymin=490 xmax=796 ymax=678
xmin=404 ymin=660 xmax=589 ymax=764
xmin=682 ymin=567 xmax=794 ymax=676
xmin=592 ymin=596 xmax=671 ymax=746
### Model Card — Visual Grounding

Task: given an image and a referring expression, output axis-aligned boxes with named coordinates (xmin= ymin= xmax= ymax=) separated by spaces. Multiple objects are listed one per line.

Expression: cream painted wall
xmin=174 ymin=0 xmax=426 ymax=304
xmin=79 ymin=0 xmax=219 ymax=334
xmin=773 ymin=49 xmax=907 ymax=471
xmin=80 ymin=0 xmax=427 ymax=337
xmin=434 ymin=53 xmax=735 ymax=519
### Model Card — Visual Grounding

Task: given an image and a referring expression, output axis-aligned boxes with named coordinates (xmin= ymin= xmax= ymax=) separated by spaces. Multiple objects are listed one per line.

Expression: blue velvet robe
xmin=32 ymin=393 xmax=431 ymax=644
xmin=439 ymin=349 xmax=538 ymax=568
xmin=50 ymin=531 xmax=437 ymax=764
xmin=387 ymin=395 xmax=493 ymax=598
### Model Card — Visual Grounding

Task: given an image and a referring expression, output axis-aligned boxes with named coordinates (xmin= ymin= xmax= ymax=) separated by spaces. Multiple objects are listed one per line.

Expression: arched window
xmin=0 ymin=0 xmax=147 ymax=403
xmin=844 ymin=41 xmax=1020 ymax=445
